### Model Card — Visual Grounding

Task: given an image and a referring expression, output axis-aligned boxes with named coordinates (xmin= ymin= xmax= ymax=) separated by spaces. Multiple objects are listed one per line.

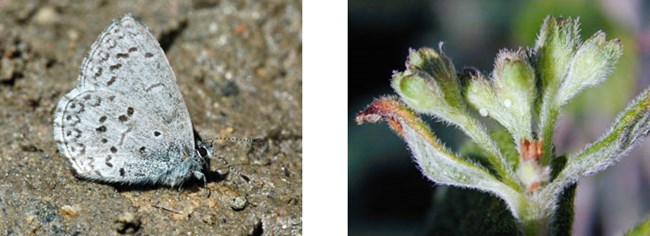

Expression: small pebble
xmin=34 ymin=7 xmax=58 ymax=25
xmin=231 ymin=196 xmax=248 ymax=211
xmin=59 ymin=205 xmax=78 ymax=218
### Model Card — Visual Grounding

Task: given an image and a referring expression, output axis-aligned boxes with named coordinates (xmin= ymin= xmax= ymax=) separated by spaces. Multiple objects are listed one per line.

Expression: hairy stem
xmin=539 ymin=87 xmax=560 ymax=166
xmin=458 ymin=115 xmax=522 ymax=190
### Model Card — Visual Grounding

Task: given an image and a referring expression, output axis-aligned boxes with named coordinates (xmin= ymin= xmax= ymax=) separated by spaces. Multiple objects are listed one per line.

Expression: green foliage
xmin=464 ymin=50 xmax=535 ymax=145
xmin=357 ymin=15 xmax=647 ymax=234
xmin=513 ymin=0 xmax=637 ymax=118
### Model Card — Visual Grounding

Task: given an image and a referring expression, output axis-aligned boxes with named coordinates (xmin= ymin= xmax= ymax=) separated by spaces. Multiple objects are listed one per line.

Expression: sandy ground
xmin=0 ymin=0 xmax=302 ymax=234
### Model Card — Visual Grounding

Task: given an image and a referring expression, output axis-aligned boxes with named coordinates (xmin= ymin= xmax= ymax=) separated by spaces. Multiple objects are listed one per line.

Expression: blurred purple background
xmin=349 ymin=0 xmax=650 ymax=235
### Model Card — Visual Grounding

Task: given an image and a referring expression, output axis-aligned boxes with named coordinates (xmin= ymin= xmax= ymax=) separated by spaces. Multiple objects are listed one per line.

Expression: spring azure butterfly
xmin=53 ymin=14 xmax=211 ymax=187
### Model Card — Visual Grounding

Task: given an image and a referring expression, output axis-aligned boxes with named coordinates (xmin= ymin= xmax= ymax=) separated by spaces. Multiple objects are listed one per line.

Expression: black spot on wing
xmin=107 ymin=76 xmax=117 ymax=86
xmin=106 ymin=155 xmax=113 ymax=167
xmin=109 ymin=64 xmax=122 ymax=70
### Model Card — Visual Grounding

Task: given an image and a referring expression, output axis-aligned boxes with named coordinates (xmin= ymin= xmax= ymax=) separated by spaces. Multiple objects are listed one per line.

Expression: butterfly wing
xmin=53 ymin=15 xmax=202 ymax=186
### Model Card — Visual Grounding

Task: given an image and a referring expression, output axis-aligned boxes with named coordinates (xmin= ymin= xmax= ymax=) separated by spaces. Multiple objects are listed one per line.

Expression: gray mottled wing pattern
xmin=53 ymin=15 xmax=200 ymax=185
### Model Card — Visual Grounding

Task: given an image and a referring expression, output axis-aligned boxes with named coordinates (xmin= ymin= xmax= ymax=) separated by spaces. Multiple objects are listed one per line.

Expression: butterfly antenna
xmin=215 ymin=137 xmax=263 ymax=143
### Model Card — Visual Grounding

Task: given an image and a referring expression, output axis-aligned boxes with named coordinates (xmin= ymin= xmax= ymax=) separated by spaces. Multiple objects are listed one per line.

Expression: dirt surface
xmin=0 ymin=0 xmax=302 ymax=235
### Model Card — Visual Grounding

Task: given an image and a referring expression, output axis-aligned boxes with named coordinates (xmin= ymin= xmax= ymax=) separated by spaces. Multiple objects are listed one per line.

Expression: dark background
xmin=349 ymin=0 xmax=650 ymax=235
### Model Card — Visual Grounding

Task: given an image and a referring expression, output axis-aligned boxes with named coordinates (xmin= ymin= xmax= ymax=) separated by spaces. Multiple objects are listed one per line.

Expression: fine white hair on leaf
xmin=557 ymin=31 xmax=623 ymax=106
xmin=542 ymin=88 xmax=650 ymax=204
xmin=399 ymin=121 xmax=526 ymax=219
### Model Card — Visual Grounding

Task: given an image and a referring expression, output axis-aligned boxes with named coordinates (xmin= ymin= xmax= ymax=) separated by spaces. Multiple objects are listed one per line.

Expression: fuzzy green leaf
xmin=393 ymin=48 xmax=519 ymax=188
xmin=542 ymin=88 xmax=650 ymax=203
xmin=356 ymin=98 xmax=526 ymax=218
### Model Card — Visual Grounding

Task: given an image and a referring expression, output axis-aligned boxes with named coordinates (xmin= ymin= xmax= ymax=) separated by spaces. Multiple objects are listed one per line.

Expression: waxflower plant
xmin=356 ymin=16 xmax=648 ymax=234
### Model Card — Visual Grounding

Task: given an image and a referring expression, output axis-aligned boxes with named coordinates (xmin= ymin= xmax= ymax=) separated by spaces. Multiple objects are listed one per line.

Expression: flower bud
xmin=465 ymin=50 xmax=535 ymax=142
xmin=392 ymin=44 xmax=466 ymax=120
xmin=535 ymin=16 xmax=580 ymax=91
xmin=557 ymin=32 xmax=623 ymax=105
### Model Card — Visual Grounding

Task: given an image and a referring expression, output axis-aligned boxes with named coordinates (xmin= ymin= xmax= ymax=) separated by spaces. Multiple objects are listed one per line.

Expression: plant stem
xmin=459 ymin=115 xmax=522 ymax=190
xmin=521 ymin=217 xmax=549 ymax=236
xmin=539 ymin=90 xmax=560 ymax=166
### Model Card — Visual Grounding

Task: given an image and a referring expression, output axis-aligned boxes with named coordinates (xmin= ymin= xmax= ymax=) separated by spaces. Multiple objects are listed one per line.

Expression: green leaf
xmin=542 ymin=88 xmax=650 ymax=202
xmin=460 ymin=129 xmax=520 ymax=172
xmin=393 ymin=47 xmax=520 ymax=189
xmin=492 ymin=129 xmax=521 ymax=168
xmin=356 ymin=98 xmax=526 ymax=219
